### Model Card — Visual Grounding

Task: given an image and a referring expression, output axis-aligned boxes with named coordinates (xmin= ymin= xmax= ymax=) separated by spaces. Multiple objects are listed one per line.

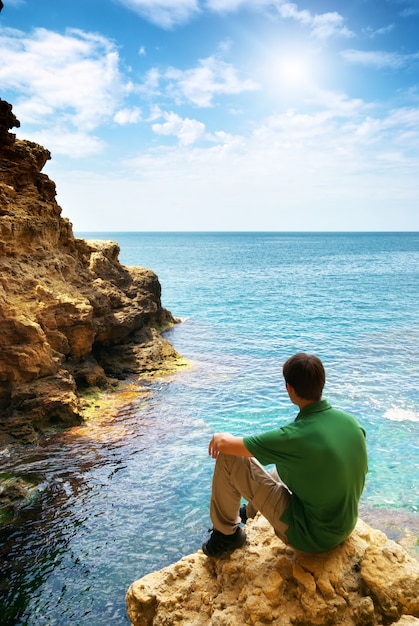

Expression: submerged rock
xmin=0 ymin=99 xmax=184 ymax=447
xmin=0 ymin=474 xmax=40 ymax=524
xmin=126 ymin=515 xmax=419 ymax=626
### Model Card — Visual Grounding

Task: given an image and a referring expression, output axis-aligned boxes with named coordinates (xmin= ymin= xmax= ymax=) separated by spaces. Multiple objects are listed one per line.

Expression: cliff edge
xmin=0 ymin=99 xmax=182 ymax=447
xmin=126 ymin=514 xmax=419 ymax=626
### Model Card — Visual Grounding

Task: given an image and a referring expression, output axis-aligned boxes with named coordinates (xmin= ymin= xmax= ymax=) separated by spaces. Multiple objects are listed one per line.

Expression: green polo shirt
xmin=243 ymin=400 xmax=368 ymax=553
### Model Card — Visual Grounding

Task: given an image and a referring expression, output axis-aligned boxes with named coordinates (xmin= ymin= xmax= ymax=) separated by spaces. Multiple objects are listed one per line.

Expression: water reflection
xmin=0 ymin=384 xmax=160 ymax=625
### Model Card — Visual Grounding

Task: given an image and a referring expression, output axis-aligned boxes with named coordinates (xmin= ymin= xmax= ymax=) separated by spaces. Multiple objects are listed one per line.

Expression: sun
xmin=278 ymin=55 xmax=312 ymax=87
xmin=259 ymin=41 xmax=323 ymax=98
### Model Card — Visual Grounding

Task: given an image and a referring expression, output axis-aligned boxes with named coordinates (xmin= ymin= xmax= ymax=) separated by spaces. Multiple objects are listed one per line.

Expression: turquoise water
xmin=0 ymin=232 xmax=418 ymax=624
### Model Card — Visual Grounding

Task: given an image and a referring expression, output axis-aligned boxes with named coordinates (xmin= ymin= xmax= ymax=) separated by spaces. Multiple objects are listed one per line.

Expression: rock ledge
xmin=126 ymin=515 xmax=419 ymax=626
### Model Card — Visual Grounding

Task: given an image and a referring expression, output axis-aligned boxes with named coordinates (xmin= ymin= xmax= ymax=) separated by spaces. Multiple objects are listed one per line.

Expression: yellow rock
xmin=126 ymin=515 xmax=419 ymax=626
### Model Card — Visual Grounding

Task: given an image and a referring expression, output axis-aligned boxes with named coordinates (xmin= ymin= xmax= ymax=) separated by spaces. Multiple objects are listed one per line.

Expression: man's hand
xmin=208 ymin=433 xmax=253 ymax=458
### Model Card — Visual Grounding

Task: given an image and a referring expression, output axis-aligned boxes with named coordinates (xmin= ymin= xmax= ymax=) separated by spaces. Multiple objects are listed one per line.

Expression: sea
xmin=0 ymin=232 xmax=418 ymax=625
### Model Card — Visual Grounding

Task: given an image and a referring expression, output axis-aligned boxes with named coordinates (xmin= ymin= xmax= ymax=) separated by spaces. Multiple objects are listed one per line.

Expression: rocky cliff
xmin=0 ymin=99 xmax=182 ymax=447
xmin=126 ymin=515 xmax=419 ymax=626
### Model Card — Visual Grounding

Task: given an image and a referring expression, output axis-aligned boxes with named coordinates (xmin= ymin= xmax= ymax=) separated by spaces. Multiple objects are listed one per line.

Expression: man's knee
xmin=216 ymin=452 xmax=250 ymax=472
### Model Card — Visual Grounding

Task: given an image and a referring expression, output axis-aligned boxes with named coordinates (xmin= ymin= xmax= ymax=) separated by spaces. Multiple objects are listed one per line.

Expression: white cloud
xmin=400 ymin=4 xmax=419 ymax=17
xmin=308 ymin=88 xmax=367 ymax=117
xmin=137 ymin=67 xmax=162 ymax=96
xmin=57 ymin=96 xmax=419 ymax=230
xmin=341 ymin=49 xmax=419 ymax=69
xmin=21 ymin=127 xmax=105 ymax=158
xmin=152 ymin=111 xmax=206 ymax=145
xmin=364 ymin=24 xmax=395 ymax=38
xmin=116 ymin=0 xmax=200 ymax=29
xmin=105 ymin=93 xmax=418 ymax=229
xmin=205 ymin=0 xmax=264 ymax=11
xmin=147 ymin=105 xmax=165 ymax=122
xmin=205 ymin=0 xmax=353 ymax=39
xmin=308 ymin=11 xmax=353 ymax=39
xmin=163 ymin=56 xmax=259 ymax=106
xmin=116 ymin=0 xmax=352 ymax=40
xmin=48 ymin=85 xmax=418 ymax=231
xmin=0 ymin=27 xmax=128 ymax=133
xmin=114 ymin=107 xmax=142 ymax=124
xmin=136 ymin=56 xmax=258 ymax=106
xmin=273 ymin=2 xmax=353 ymax=39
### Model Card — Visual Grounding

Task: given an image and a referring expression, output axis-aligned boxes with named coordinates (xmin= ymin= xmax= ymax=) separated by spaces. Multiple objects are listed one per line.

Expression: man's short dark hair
xmin=283 ymin=353 xmax=325 ymax=401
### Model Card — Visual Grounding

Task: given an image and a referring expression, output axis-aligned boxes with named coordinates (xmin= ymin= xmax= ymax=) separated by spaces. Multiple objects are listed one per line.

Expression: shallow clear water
xmin=1 ymin=232 xmax=418 ymax=624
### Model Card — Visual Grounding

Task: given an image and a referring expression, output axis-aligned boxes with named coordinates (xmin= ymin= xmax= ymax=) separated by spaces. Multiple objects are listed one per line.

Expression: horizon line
xmin=74 ymin=230 xmax=419 ymax=234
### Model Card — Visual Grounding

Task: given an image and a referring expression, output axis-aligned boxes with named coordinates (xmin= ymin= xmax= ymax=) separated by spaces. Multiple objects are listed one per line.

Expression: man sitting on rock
xmin=202 ymin=353 xmax=368 ymax=557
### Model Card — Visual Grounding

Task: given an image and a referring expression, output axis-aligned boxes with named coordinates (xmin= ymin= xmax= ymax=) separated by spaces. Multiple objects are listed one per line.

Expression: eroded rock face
xmin=0 ymin=100 xmax=181 ymax=446
xmin=126 ymin=515 xmax=419 ymax=626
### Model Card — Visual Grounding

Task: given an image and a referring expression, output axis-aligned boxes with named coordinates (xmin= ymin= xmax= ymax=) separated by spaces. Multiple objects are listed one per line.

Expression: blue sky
xmin=1 ymin=0 xmax=418 ymax=231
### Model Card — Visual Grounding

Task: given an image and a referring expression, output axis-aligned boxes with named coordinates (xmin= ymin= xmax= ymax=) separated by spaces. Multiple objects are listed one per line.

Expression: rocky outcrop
xmin=126 ymin=515 xmax=419 ymax=626
xmin=0 ymin=100 xmax=182 ymax=447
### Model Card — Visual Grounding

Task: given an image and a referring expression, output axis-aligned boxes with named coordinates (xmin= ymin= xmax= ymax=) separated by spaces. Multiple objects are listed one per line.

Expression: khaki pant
xmin=210 ymin=453 xmax=291 ymax=543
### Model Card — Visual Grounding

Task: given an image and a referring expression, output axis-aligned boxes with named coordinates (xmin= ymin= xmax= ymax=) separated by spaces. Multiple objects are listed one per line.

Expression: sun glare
xmin=260 ymin=41 xmax=323 ymax=99
xmin=278 ymin=56 xmax=311 ymax=87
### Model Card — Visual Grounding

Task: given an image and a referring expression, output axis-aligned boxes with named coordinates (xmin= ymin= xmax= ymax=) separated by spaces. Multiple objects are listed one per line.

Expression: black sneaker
xmin=202 ymin=527 xmax=246 ymax=557
xmin=240 ymin=504 xmax=248 ymax=524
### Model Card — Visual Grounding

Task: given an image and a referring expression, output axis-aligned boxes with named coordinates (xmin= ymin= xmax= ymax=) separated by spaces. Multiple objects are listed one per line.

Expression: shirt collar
xmin=296 ymin=399 xmax=331 ymax=420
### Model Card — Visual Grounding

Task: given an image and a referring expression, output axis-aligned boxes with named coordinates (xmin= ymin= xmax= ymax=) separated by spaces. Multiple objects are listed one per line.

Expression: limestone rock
xmin=0 ymin=98 xmax=19 ymax=145
xmin=0 ymin=100 xmax=183 ymax=446
xmin=126 ymin=515 xmax=419 ymax=626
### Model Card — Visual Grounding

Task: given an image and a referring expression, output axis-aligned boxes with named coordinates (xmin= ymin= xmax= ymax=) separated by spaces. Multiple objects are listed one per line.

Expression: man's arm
xmin=208 ymin=432 xmax=253 ymax=459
